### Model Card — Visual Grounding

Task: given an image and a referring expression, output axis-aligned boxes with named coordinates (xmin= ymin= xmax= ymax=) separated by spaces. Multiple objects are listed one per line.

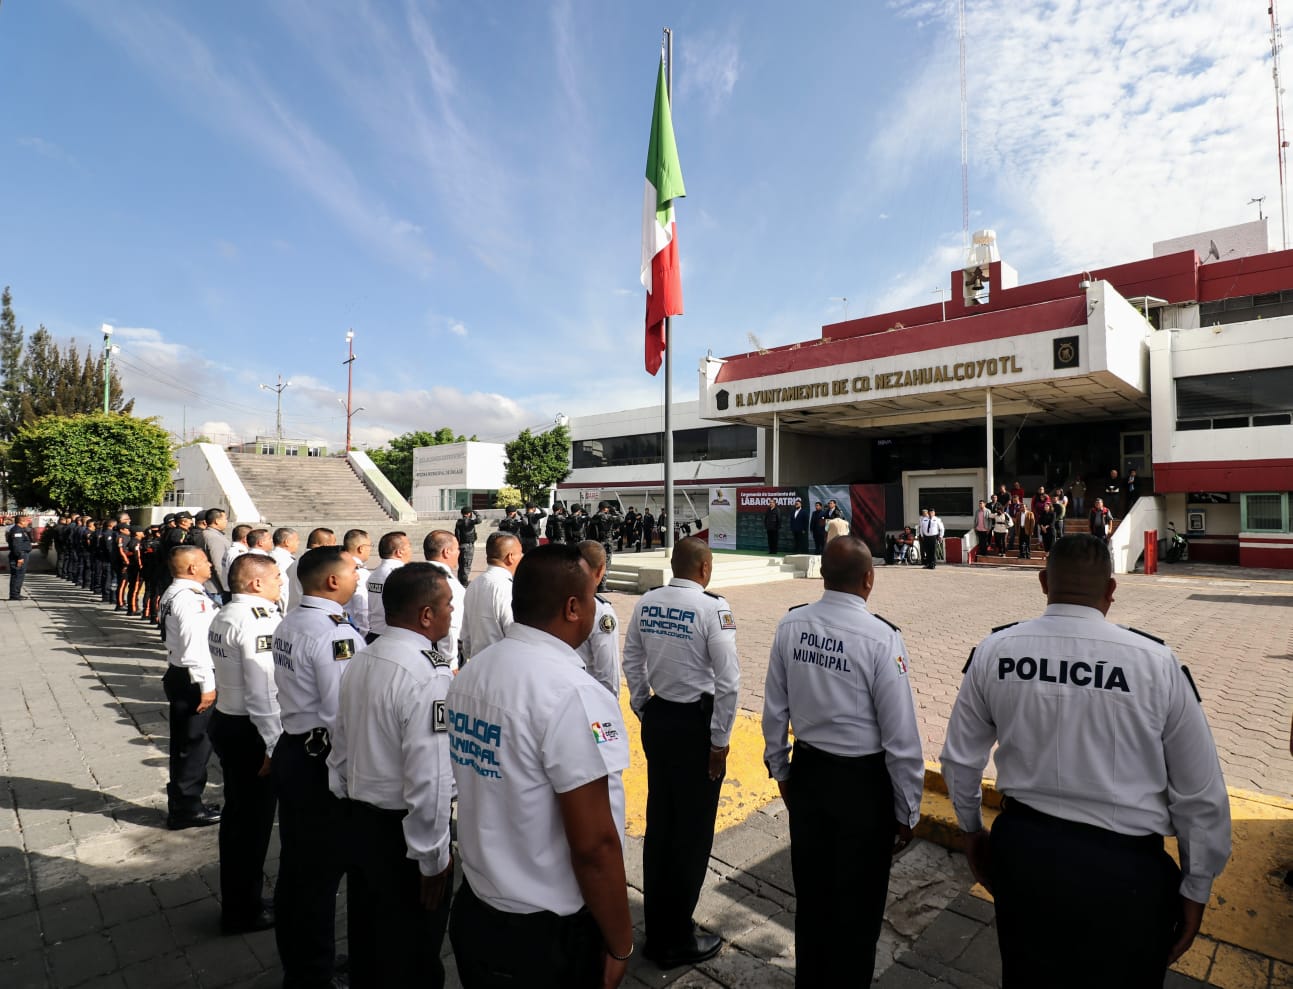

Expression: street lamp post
xmin=338 ymin=398 xmax=364 ymax=447
xmin=101 ymin=324 xmax=115 ymax=413
xmin=343 ymin=330 xmax=356 ymax=452
xmin=259 ymin=375 xmax=291 ymax=445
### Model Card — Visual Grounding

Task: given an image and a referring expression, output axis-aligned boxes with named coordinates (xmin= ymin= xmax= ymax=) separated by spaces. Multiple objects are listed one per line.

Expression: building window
xmin=285 ymin=446 xmax=299 ymax=456
xmin=916 ymin=486 xmax=975 ymax=519
xmin=1175 ymin=366 xmax=1293 ymax=431
xmin=307 ymin=446 xmax=322 ymax=457
xmin=260 ymin=444 xmax=274 ymax=455
xmin=1241 ymin=493 xmax=1289 ymax=533
xmin=572 ymin=425 xmax=756 ymax=469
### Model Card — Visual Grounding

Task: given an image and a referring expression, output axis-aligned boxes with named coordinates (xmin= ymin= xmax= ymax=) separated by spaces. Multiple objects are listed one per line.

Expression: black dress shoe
xmin=221 ymin=907 xmax=275 ymax=935
xmin=642 ymin=933 xmax=722 ymax=969
xmin=166 ymin=804 xmax=222 ymax=830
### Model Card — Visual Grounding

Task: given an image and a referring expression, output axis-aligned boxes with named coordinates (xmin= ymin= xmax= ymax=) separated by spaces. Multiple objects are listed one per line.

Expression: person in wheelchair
xmin=891 ymin=526 xmax=917 ymax=564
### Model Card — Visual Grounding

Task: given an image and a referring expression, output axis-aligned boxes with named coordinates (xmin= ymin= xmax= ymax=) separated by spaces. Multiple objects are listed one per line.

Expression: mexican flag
xmin=641 ymin=55 xmax=686 ymax=376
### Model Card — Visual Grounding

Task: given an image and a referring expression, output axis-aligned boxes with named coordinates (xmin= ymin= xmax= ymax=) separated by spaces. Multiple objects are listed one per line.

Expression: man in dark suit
xmin=764 ymin=500 xmax=781 ymax=555
xmin=789 ymin=498 xmax=810 ymax=554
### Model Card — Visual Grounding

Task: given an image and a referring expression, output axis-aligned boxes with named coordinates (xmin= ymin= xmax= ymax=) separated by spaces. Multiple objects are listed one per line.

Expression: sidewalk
xmin=1 ymin=573 xmax=1290 ymax=988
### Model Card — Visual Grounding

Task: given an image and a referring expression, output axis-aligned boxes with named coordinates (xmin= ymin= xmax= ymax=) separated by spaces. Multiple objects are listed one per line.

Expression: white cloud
xmin=679 ymin=32 xmax=742 ymax=113
xmin=448 ymin=322 xmax=468 ymax=337
xmin=16 ymin=136 xmax=78 ymax=167
xmin=869 ymin=238 xmax=967 ymax=316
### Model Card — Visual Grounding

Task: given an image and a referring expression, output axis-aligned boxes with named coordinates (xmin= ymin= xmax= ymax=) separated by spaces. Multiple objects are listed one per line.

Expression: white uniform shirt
xmin=365 ymin=557 xmax=405 ymax=637
xmin=762 ymin=590 xmax=924 ymax=826
xmin=461 ymin=564 xmax=513 ymax=660
xmin=272 ymin=595 xmax=366 ymax=736
xmin=921 ymin=516 xmax=945 ymax=538
xmin=220 ymin=543 xmax=249 ymax=589
xmin=346 ymin=559 xmax=371 ymax=636
xmin=427 ymin=561 xmax=465 ymax=669
xmin=286 ymin=558 xmax=303 ymax=612
xmin=577 ymin=595 xmax=621 ymax=697
xmin=446 ymin=624 xmax=629 ymax=916
xmin=940 ymin=604 xmax=1232 ymax=902
xmin=160 ymin=579 xmax=218 ymax=692
xmin=622 ymin=578 xmax=740 ymax=747
xmin=328 ymin=627 xmax=454 ymax=876
xmin=270 ymin=547 xmax=295 ymax=611
xmin=209 ymin=594 xmax=284 ymax=754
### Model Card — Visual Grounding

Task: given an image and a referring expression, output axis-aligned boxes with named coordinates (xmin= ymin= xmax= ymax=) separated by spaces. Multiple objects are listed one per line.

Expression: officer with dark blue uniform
xmin=7 ymin=513 xmax=34 ymax=601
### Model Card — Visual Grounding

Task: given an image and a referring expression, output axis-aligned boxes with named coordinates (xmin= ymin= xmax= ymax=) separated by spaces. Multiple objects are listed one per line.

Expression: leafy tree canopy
xmin=493 ymin=486 xmax=523 ymax=510
xmin=504 ymin=424 xmax=571 ymax=505
xmin=7 ymin=413 xmax=175 ymax=516
xmin=368 ymin=427 xmax=477 ymax=498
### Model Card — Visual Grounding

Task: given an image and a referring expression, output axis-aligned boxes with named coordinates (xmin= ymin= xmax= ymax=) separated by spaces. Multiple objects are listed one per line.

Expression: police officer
xmin=576 ymin=540 xmax=620 ymax=697
xmin=622 ymin=537 xmax=740 ymax=968
xmin=447 ymin=544 xmax=633 ymax=988
xmin=422 ymin=530 xmax=465 ymax=670
xmin=165 ymin=510 xmax=194 ymax=552
xmin=329 ymin=564 xmax=456 ymax=987
xmin=6 ymin=512 xmax=34 ymax=601
xmin=454 ymin=507 xmax=482 ymax=584
xmin=365 ymin=530 xmax=411 ymax=643
xmin=159 ymin=546 xmax=221 ymax=829
xmin=120 ymin=526 xmax=145 ymax=615
xmin=142 ymin=524 xmax=166 ymax=623
xmin=342 ymin=529 xmax=372 ymax=637
xmin=762 ymin=536 xmax=924 ymax=986
xmin=497 ymin=506 xmax=523 ymax=540
xmin=920 ymin=507 xmax=946 ymax=570
xmin=641 ymin=508 xmax=656 ymax=551
xmin=460 ymin=532 xmax=520 ymax=662
xmin=584 ymin=503 xmax=620 ymax=593
xmin=564 ymin=504 xmax=588 ymax=544
xmin=93 ymin=519 xmax=113 ymax=599
xmin=271 ymin=546 xmax=364 ymax=988
xmin=207 ymin=554 xmax=282 ymax=934
xmin=79 ymin=518 xmax=97 ymax=589
xmin=940 ymin=535 xmax=1232 ymax=987
xmin=518 ymin=503 xmax=546 ymax=554
xmin=53 ymin=516 xmax=69 ymax=581
xmin=545 ymin=504 xmax=568 ymax=546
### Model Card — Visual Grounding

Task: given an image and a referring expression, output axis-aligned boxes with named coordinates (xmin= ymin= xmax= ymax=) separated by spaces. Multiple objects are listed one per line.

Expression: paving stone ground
xmin=2 ymin=558 xmax=1290 ymax=988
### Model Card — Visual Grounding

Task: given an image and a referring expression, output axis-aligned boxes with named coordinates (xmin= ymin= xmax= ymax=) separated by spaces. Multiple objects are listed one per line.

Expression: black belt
xmin=651 ymin=692 xmax=714 ymax=710
xmin=1002 ymin=797 xmax=1164 ymax=852
xmin=793 ymin=740 xmax=886 ymax=768
xmin=340 ymin=797 xmax=407 ymax=822
xmin=281 ymin=727 xmax=331 ymax=757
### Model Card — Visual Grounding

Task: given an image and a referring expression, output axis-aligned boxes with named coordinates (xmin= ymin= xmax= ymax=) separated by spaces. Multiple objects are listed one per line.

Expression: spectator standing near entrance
xmin=1088 ymin=498 xmax=1113 ymax=547
xmin=1071 ymin=476 xmax=1087 ymax=516
xmin=789 ymin=498 xmax=810 ymax=554
xmin=764 ymin=500 xmax=781 ymax=555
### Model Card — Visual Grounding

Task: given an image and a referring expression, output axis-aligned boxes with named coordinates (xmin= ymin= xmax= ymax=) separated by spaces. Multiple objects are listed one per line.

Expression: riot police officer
xmin=453 ymin=507 xmax=482 ymax=585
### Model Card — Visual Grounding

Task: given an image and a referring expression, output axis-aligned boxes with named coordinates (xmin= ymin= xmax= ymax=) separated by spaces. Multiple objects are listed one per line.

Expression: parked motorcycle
xmin=1162 ymin=521 xmax=1189 ymax=564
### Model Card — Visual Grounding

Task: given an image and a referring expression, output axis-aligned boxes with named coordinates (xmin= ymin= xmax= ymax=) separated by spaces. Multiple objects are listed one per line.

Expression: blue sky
xmin=0 ymin=1 xmax=1276 ymax=449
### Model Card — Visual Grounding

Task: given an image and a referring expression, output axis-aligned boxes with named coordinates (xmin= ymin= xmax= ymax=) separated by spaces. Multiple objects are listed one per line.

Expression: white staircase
xmin=605 ymin=550 xmax=798 ymax=593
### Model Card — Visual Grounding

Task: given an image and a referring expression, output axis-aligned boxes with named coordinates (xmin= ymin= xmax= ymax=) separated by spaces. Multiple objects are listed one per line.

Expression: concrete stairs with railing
xmin=226 ymin=453 xmax=393 ymax=523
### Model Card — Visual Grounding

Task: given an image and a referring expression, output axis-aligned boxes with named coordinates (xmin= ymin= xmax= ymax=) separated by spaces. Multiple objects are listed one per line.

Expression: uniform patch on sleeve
xmin=432 ymin=699 xmax=447 ymax=732
xmin=590 ymin=720 xmax=620 ymax=744
xmin=332 ymin=638 xmax=355 ymax=661
xmin=421 ymin=648 xmax=450 ymax=669
xmin=961 ymin=648 xmax=976 ymax=674
xmin=368 ymin=581 xmax=383 ymax=594
xmin=894 ymin=655 xmax=908 ymax=676
xmin=255 ymin=635 xmax=273 ymax=653
xmin=598 ymin=613 xmax=617 ymax=633
xmin=1180 ymin=665 xmax=1202 ymax=703
xmin=719 ymin=610 xmax=736 ymax=630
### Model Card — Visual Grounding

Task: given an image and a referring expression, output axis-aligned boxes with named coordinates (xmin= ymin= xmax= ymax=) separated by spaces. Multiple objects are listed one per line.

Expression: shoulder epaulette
xmin=703 ymin=590 xmax=723 ymax=600
xmin=251 ymin=606 xmax=270 ymax=618
xmin=873 ymin=613 xmax=900 ymax=632
xmin=595 ymin=594 xmax=610 ymax=605
xmin=328 ymin=614 xmax=346 ymax=625
xmin=422 ymin=648 xmax=450 ymax=670
xmin=962 ymin=648 xmax=976 ymax=674
xmin=991 ymin=621 xmax=1019 ymax=634
xmin=788 ymin=602 xmax=809 ymax=611
xmin=1126 ymin=626 xmax=1165 ymax=645
xmin=1180 ymin=665 xmax=1202 ymax=703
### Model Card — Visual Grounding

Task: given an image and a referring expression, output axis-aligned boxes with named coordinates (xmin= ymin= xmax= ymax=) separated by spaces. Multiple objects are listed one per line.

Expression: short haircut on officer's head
xmin=229 ymin=552 xmax=279 ymax=594
xmin=423 ymin=529 xmax=456 ymax=559
xmin=272 ymin=527 xmax=296 ymax=547
xmin=821 ymin=535 xmax=873 ymax=591
xmin=204 ymin=508 xmax=225 ymax=525
xmin=382 ymin=562 xmax=448 ymax=624
xmin=377 ymin=531 xmax=408 ymax=558
xmin=306 ymin=527 xmax=335 ymax=548
xmin=297 ymin=545 xmax=352 ymax=592
xmin=512 ymin=543 xmax=591 ymax=627
xmin=231 ymin=524 xmax=253 ymax=543
xmin=1046 ymin=534 xmax=1112 ymax=593
xmin=485 ymin=531 xmax=518 ymax=563
xmin=576 ymin=539 xmax=606 ymax=571
xmin=168 ymin=545 xmax=206 ymax=577
xmin=247 ymin=528 xmax=271 ymax=549
xmin=670 ymin=536 xmax=711 ymax=579
xmin=343 ymin=529 xmax=369 ymax=553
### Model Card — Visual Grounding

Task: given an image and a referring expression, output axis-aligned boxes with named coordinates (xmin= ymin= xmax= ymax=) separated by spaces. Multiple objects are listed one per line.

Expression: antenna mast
xmin=1271 ymin=0 xmax=1289 ymax=249
xmin=959 ymin=0 xmax=970 ymax=250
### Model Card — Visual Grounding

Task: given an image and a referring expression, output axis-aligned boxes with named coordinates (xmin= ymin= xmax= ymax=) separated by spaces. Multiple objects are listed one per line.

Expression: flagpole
xmin=663 ymin=26 xmax=675 ymax=551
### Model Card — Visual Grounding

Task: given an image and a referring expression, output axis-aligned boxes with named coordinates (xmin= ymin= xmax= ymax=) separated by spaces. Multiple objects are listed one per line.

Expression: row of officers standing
xmin=156 ymin=525 xmax=1231 ymax=989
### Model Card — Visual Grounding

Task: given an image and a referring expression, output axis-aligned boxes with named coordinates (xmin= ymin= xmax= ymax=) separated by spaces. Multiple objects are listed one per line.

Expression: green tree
xmin=503 ymin=424 xmax=571 ymax=504
xmin=493 ymin=486 xmax=523 ymax=510
xmin=0 ymin=286 xmax=24 ymax=442
xmin=18 ymin=328 xmax=132 ymax=421
xmin=368 ymin=427 xmax=476 ymax=498
xmin=7 ymin=413 xmax=175 ymax=515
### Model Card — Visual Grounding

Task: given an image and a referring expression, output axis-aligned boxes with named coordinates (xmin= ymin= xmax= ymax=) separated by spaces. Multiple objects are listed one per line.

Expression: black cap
xmin=163 ymin=513 xmax=176 ymax=524
xmin=461 ymin=507 xmax=472 ymax=515
xmin=176 ymin=511 xmax=192 ymax=520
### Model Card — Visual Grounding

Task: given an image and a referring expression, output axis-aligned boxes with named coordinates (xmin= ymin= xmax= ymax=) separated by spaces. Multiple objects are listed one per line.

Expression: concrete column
xmin=985 ymin=388 xmax=994 ymax=498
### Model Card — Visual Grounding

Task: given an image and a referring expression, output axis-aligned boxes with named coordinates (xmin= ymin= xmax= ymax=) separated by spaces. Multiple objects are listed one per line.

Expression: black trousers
xmin=8 ymin=561 xmax=25 ymax=599
xmin=792 ymin=531 xmax=808 ymax=554
xmin=920 ymin=535 xmax=938 ymax=568
xmin=162 ymin=666 xmax=213 ymax=815
xmin=812 ymin=529 xmax=825 ymax=554
xmin=336 ymin=799 xmax=452 ymax=988
xmin=767 ymin=529 xmax=779 ymax=554
xmin=640 ymin=694 xmax=723 ymax=949
xmin=207 ymin=711 xmax=276 ymax=924
xmin=990 ymin=800 xmax=1181 ymax=989
xmin=450 ymin=880 xmax=602 ymax=989
xmin=599 ymin=541 xmax=613 ymax=592
xmin=273 ymin=731 xmax=344 ymax=988
xmin=458 ymin=542 xmax=475 ymax=586
xmin=787 ymin=744 xmax=895 ymax=988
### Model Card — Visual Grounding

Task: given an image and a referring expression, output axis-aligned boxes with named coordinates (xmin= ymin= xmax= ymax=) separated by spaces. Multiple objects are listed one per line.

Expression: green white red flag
xmin=641 ymin=55 xmax=686 ymax=376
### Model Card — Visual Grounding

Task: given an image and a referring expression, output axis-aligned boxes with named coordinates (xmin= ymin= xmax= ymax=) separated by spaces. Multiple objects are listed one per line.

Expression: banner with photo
xmin=707 ymin=486 xmax=738 ymax=550
xmin=736 ymin=486 xmax=803 ymax=552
